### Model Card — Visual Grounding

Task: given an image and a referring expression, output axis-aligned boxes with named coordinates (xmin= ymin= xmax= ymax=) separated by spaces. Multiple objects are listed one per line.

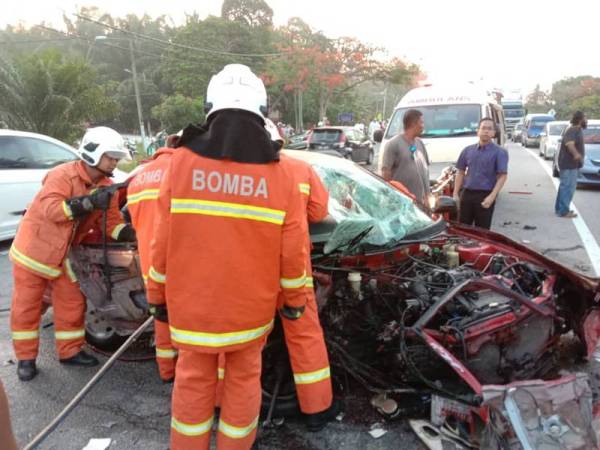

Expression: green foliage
xmin=0 ymin=48 xmax=119 ymax=142
xmin=569 ymin=95 xmax=600 ymax=119
xmin=151 ymin=94 xmax=205 ymax=133
xmin=221 ymin=0 xmax=274 ymax=27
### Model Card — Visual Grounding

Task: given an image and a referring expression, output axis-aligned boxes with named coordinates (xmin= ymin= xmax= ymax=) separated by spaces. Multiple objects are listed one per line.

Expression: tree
xmin=151 ymin=94 xmax=205 ymax=133
xmin=569 ymin=95 xmax=600 ymax=119
xmin=525 ymin=84 xmax=552 ymax=114
xmin=0 ymin=49 xmax=118 ymax=142
xmin=550 ymin=76 xmax=600 ymax=119
xmin=221 ymin=0 xmax=274 ymax=28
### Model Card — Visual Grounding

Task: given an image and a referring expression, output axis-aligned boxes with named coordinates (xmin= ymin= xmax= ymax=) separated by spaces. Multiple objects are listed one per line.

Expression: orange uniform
xmin=147 ymin=149 xmax=308 ymax=450
xmin=277 ymin=154 xmax=333 ymax=414
xmin=127 ymin=147 xmax=177 ymax=381
xmin=10 ymin=161 xmax=125 ymax=360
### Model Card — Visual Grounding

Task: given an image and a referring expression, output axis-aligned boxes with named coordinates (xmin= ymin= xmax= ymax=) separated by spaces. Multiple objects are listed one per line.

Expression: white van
xmin=376 ymin=85 xmax=506 ymax=177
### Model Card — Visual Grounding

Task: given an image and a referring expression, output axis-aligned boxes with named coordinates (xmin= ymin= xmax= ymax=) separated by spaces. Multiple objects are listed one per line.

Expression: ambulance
xmin=376 ymin=84 xmax=506 ymax=178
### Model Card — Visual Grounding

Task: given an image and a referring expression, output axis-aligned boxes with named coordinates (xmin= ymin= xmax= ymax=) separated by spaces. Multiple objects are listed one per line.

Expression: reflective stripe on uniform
xmin=299 ymin=183 xmax=310 ymax=195
xmin=280 ymin=271 xmax=307 ymax=289
xmin=171 ymin=198 xmax=286 ymax=226
xmin=156 ymin=347 xmax=178 ymax=359
xmin=170 ymin=320 xmax=273 ymax=348
xmin=218 ymin=367 xmax=225 ymax=380
xmin=293 ymin=366 xmax=331 ymax=385
xmin=149 ymin=266 xmax=166 ymax=284
xmin=306 ymin=276 xmax=314 ymax=288
xmin=218 ymin=416 xmax=259 ymax=439
xmin=11 ymin=330 xmax=39 ymax=340
xmin=111 ymin=223 xmax=126 ymax=240
xmin=65 ymin=258 xmax=77 ymax=282
xmin=127 ymin=188 xmax=160 ymax=206
xmin=62 ymin=200 xmax=73 ymax=220
xmin=171 ymin=415 xmax=214 ymax=437
xmin=9 ymin=245 xmax=62 ymax=278
xmin=55 ymin=329 xmax=85 ymax=340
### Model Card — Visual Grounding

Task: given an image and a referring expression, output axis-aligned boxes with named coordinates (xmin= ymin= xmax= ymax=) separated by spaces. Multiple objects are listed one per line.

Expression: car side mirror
xmin=373 ymin=129 xmax=384 ymax=143
xmin=433 ymin=195 xmax=458 ymax=220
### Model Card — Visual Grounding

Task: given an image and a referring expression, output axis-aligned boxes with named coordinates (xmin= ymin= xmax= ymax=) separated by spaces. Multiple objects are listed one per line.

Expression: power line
xmin=73 ymin=12 xmax=284 ymax=59
xmin=0 ymin=37 xmax=80 ymax=45
xmin=35 ymin=25 xmax=166 ymax=60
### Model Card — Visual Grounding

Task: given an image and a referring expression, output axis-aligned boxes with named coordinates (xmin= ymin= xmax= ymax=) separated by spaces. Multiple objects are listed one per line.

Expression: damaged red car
xmin=66 ymin=150 xmax=600 ymax=448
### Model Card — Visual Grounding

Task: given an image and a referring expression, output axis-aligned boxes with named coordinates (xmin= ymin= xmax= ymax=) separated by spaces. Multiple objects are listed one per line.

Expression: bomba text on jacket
xmin=192 ymin=169 xmax=268 ymax=198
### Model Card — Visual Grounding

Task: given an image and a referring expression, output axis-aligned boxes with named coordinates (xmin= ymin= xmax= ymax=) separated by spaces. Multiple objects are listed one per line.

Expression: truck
xmin=501 ymin=97 xmax=526 ymax=138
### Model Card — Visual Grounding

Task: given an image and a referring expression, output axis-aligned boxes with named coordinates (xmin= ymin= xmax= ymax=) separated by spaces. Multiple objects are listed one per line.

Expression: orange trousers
xmin=10 ymin=264 xmax=85 ymax=361
xmin=171 ymin=339 xmax=264 ymax=450
xmin=154 ymin=320 xmax=177 ymax=381
xmin=281 ymin=294 xmax=332 ymax=414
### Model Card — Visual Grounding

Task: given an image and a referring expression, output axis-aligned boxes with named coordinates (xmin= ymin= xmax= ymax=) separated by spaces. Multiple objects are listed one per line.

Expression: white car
xmin=539 ymin=120 xmax=568 ymax=160
xmin=0 ymin=130 xmax=126 ymax=241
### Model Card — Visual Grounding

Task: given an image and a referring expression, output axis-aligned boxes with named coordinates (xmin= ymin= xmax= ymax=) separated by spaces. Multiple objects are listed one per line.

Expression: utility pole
xmin=128 ymin=39 xmax=148 ymax=153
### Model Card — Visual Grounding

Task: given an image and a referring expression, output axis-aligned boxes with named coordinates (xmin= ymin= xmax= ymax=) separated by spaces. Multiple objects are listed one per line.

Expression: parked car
xmin=539 ymin=120 xmax=568 ymax=160
xmin=308 ymin=126 xmax=374 ymax=164
xmin=56 ymin=150 xmax=600 ymax=447
xmin=0 ymin=130 xmax=129 ymax=241
xmin=522 ymin=113 xmax=554 ymax=148
xmin=285 ymin=130 xmax=312 ymax=150
xmin=511 ymin=120 xmax=525 ymax=143
xmin=553 ymin=119 xmax=600 ymax=186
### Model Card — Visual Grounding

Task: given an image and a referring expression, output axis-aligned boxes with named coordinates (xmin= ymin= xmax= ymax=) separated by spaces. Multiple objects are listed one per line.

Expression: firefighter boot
xmin=17 ymin=359 xmax=38 ymax=381
xmin=59 ymin=350 xmax=99 ymax=367
xmin=304 ymin=399 xmax=343 ymax=432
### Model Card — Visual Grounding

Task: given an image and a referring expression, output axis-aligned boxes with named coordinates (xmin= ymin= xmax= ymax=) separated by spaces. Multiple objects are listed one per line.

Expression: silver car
xmin=539 ymin=120 xmax=568 ymax=160
xmin=553 ymin=120 xmax=600 ymax=186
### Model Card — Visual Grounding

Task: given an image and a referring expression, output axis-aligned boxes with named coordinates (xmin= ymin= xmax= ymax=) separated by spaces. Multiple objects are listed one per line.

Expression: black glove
xmin=117 ymin=224 xmax=137 ymax=242
xmin=149 ymin=304 xmax=168 ymax=323
xmin=65 ymin=195 xmax=94 ymax=218
xmin=279 ymin=304 xmax=305 ymax=321
xmin=89 ymin=189 xmax=113 ymax=210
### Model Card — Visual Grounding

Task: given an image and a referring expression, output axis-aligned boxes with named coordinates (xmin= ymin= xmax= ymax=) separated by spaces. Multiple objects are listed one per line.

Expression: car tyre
xmin=552 ymin=162 xmax=559 ymax=178
xmin=85 ymin=307 xmax=128 ymax=351
xmin=366 ymin=149 xmax=374 ymax=165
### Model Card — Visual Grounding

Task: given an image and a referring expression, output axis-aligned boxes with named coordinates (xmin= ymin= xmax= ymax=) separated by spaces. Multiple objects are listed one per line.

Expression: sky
xmin=1 ymin=0 xmax=599 ymax=97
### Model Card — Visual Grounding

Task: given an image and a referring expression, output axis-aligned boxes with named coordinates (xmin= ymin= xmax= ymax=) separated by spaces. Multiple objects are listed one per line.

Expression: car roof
xmin=546 ymin=121 xmax=569 ymax=125
xmin=396 ymin=84 xmax=494 ymax=108
xmin=313 ymin=126 xmax=350 ymax=131
xmin=0 ymin=129 xmax=78 ymax=153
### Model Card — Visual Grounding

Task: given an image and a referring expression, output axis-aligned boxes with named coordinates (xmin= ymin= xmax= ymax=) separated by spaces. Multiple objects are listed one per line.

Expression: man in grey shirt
xmin=382 ymin=109 xmax=430 ymax=207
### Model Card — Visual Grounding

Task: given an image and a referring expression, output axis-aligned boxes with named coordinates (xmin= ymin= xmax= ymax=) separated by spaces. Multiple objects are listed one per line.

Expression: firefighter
xmin=9 ymin=127 xmax=135 ymax=381
xmin=265 ymin=119 xmax=339 ymax=429
xmin=127 ymin=143 xmax=178 ymax=382
xmin=146 ymin=64 xmax=308 ymax=450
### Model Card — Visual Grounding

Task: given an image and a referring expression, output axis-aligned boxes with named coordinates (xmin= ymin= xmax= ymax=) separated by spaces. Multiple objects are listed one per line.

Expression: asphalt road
xmin=1 ymin=141 xmax=599 ymax=449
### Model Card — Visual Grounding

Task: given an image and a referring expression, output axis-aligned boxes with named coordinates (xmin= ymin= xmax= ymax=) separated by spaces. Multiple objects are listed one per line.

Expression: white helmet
xmin=79 ymin=127 xmax=131 ymax=166
xmin=205 ymin=64 xmax=267 ymax=121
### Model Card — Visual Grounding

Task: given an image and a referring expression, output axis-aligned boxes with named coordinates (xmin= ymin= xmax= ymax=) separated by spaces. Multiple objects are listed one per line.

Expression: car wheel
xmin=366 ymin=149 xmax=374 ymax=165
xmin=552 ymin=162 xmax=559 ymax=178
xmin=261 ymin=322 xmax=300 ymax=418
xmin=539 ymin=145 xmax=544 ymax=156
xmin=85 ymin=307 xmax=128 ymax=351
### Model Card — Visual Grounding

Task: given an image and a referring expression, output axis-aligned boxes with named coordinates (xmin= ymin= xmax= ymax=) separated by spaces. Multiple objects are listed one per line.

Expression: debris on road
xmin=368 ymin=423 xmax=387 ymax=439
xmin=81 ymin=438 xmax=111 ymax=450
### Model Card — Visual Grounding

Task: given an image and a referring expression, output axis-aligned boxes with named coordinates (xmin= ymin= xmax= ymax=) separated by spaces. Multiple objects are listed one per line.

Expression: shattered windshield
xmin=311 ymin=161 xmax=434 ymax=253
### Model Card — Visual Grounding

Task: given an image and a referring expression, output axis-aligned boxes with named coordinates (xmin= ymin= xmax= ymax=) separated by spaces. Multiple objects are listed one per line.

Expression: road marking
xmin=525 ymin=147 xmax=600 ymax=276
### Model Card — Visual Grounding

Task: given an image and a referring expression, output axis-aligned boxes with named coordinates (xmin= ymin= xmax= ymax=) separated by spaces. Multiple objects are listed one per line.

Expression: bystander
xmin=453 ymin=118 xmax=508 ymax=229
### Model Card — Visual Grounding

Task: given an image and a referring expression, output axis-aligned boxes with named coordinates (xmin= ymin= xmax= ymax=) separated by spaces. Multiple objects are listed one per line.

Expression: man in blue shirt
xmin=452 ymin=118 xmax=509 ymax=229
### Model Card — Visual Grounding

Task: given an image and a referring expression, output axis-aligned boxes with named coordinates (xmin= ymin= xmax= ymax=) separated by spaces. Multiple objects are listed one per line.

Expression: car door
xmin=0 ymin=135 xmax=78 ymax=240
xmin=345 ymin=129 xmax=361 ymax=162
